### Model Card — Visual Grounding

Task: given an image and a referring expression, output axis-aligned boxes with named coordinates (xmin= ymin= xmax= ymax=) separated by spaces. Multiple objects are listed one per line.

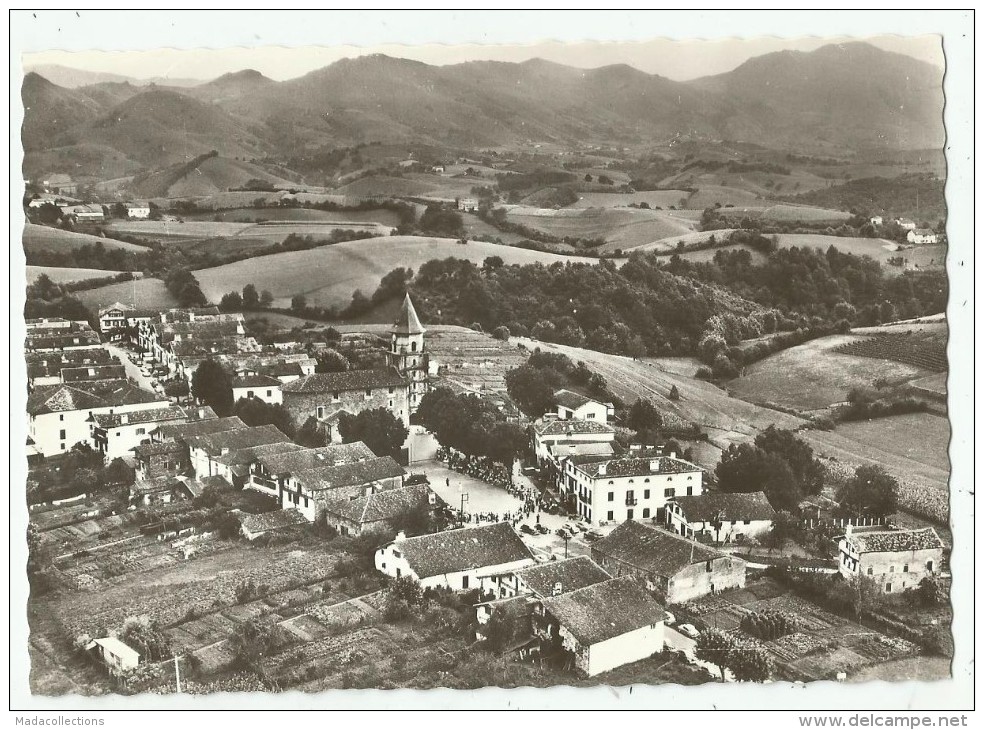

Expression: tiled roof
xmin=845 ymin=527 xmax=944 ymax=554
xmin=576 ymin=455 xmax=701 ymax=479
xmin=591 ymin=521 xmax=728 ymax=578
xmin=255 ymin=442 xmax=376 ymax=476
xmin=61 ymin=365 xmax=128 ymax=382
xmin=238 ymin=508 xmax=308 ymax=535
xmin=295 ymin=456 xmax=405 ymax=493
xmin=547 ymin=441 xmax=615 ymax=459
xmin=133 ymin=441 xmax=185 ymax=459
xmin=512 ymin=556 xmax=611 ymax=598
xmin=323 ymin=483 xmax=431 ymax=524
xmin=477 ymin=595 xmax=537 ymax=652
xmin=155 ymin=416 xmax=246 ymax=442
xmin=27 ymin=381 xmax=163 ymax=415
xmin=533 ymin=417 xmax=615 ymax=437
xmin=391 ymin=522 xmax=533 ymax=579
xmin=214 ymin=441 xmax=306 ymax=467
xmin=281 ymin=368 xmax=407 ymax=394
xmin=554 ymin=389 xmax=608 ymax=411
xmin=170 ymin=335 xmax=259 ymax=357
xmin=671 ymin=491 xmax=776 ymax=523
xmin=91 ymin=406 xmax=187 ymax=429
xmin=540 ymin=577 xmax=665 ymax=646
xmin=231 ymin=374 xmax=282 ymax=389
xmin=185 ymin=424 xmax=289 ymax=455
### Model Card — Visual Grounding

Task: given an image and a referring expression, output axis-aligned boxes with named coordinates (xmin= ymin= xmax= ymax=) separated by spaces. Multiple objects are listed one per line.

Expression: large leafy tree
xmin=836 ymin=465 xmax=898 ymax=518
xmin=716 ymin=443 xmax=802 ymax=512
xmin=505 ymin=364 xmax=561 ymax=418
xmin=191 ymin=359 xmax=234 ymax=416
xmin=337 ymin=407 xmax=409 ymax=459
xmin=628 ymin=398 xmax=662 ymax=433
xmin=234 ymin=398 xmax=295 ymax=438
xmin=416 ymin=387 xmax=526 ymax=466
xmin=754 ymin=426 xmax=824 ymax=495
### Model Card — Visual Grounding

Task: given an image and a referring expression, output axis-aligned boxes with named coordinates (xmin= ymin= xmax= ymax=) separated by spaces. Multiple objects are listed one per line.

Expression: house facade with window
xmin=665 ymin=491 xmax=776 ymax=543
xmin=562 ymin=453 xmax=704 ymax=525
xmin=231 ymin=374 xmax=283 ymax=405
xmin=88 ymin=405 xmax=191 ymax=461
xmin=86 ymin=637 xmax=140 ymax=675
xmin=281 ymin=367 xmax=410 ymax=438
xmin=553 ymin=389 xmax=614 ymax=423
xmin=532 ymin=416 xmax=616 ymax=470
xmin=375 ymin=521 xmax=535 ymax=591
xmin=591 ymin=520 xmax=746 ymax=604
xmin=837 ymin=526 xmax=944 ymax=593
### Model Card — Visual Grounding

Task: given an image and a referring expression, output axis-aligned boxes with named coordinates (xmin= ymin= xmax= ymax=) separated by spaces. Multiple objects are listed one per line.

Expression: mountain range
xmin=22 ymin=42 xmax=945 ymax=180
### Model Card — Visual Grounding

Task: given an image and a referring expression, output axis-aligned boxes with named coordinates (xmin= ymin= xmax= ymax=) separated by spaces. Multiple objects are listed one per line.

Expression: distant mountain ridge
xmin=22 ymin=43 xmax=945 ymax=179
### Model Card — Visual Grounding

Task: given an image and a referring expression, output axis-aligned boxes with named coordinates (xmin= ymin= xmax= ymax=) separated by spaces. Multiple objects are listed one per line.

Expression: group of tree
xmin=415 ymin=387 xmax=527 ymax=467
xmin=840 ymin=387 xmax=929 ymax=422
xmin=164 ymin=268 xmax=208 ymax=308
xmin=29 ymin=443 xmax=134 ymax=502
xmin=233 ymin=397 xmax=295 ymax=439
xmin=417 ymin=204 xmax=464 ymax=237
xmin=715 ymin=426 xmax=824 ymax=512
xmin=835 ymin=465 xmax=899 ymax=518
xmin=695 ymin=629 xmax=774 ymax=682
xmin=504 ymin=349 xmax=617 ymax=419
xmin=26 ymin=240 xmax=155 ymax=273
xmin=218 ymin=283 xmax=274 ymax=312
xmin=337 ymin=408 xmax=409 ymax=459
xmin=24 ymin=273 xmax=95 ymax=325
xmin=191 ymin=359 xmax=234 ymax=416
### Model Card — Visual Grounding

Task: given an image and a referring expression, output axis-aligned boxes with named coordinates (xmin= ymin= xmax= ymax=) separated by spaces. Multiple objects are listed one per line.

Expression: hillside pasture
xmin=332 ymin=175 xmax=437 ymax=198
xmin=105 ymin=220 xmax=253 ymax=243
xmin=193 ymin=236 xmax=597 ymax=310
xmin=503 ymin=206 xmax=695 ymax=251
xmin=569 ymin=190 xmax=692 ymax=209
xmin=74 ymin=277 xmax=178 ymax=310
xmin=631 ymin=228 xmax=739 ymax=253
xmin=183 ymin=207 xmax=403 ymax=227
xmin=681 ymin=185 xmax=768 ymax=209
xmin=727 ymin=334 xmax=933 ymax=412
xmin=26 ymin=266 xmax=126 ymax=285
xmin=23 ymin=224 xmax=148 ymax=254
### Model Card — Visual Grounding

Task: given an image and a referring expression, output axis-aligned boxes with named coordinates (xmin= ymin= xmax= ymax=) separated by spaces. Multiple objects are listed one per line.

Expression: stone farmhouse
xmin=837 ymin=526 xmax=945 ymax=594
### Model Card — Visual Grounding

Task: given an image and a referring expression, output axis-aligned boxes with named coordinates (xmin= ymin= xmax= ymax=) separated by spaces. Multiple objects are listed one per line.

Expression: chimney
xmin=364 ymin=484 xmax=373 ymax=497
xmin=395 ymin=531 xmax=407 ymax=542
xmin=221 ymin=447 xmax=230 ymax=456
xmin=845 ymin=524 xmax=853 ymax=536
xmin=120 ymin=413 xmax=129 ymax=425
xmin=428 ymin=492 xmax=436 ymax=505
xmin=649 ymin=459 xmax=660 ymax=472
xmin=669 ymin=451 xmax=678 ymax=459
xmin=597 ymin=463 xmax=607 ymax=476
xmin=552 ymin=581 xmax=563 ymax=596
xmin=198 ymin=408 xmax=205 ymax=419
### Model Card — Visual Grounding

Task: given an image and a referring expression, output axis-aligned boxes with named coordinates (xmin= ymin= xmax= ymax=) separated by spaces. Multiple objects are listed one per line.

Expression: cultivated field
xmin=631 ymin=229 xmax=740 ymax=254
xmin=193 ymin=236 xmax=597 ymax=310
xmin=105 ymin=221 xmax=254 ymax=242
xmin=74 ymin=277 xmax=178 ymax=310
xmin=428 ymin=329 xmax=529 ymax=395
xmin=503 ymin=206 xmax=695 ymax=251
xmin=569 ymin=190 xmax=693 ymax=209
xmin=184 ymin=207 xmax=402 ymax=227
xmin=23 ymin=224 xmax=148 ymax=254
xmin=26 ymin=266 xmax=126 ymax=285
xmin=832 ymin=412 xmax=950 ymax=473
xmin=728 ymin=334 xmax=933 ymax=412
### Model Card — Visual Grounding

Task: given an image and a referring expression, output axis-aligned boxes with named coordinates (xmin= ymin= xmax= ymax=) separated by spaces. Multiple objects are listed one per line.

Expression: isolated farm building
xmin=533 ymin=577 xmax=666 ymax=677
xmin=665 ymin=491 xmax=776 ymax=543
xmin=88 ymin=405 xmax=191 ymax=461
xmin=553 ymin=389 xmax=614 ymax=423
xmin=60 ymin=203 xmax=105 ymax=222
xmin=281 ymin=367 xmax=410 ymax=438
xmin=895 ymin=218 xmax=917 ymax=230
xmin=248 ymin=442 xmax=377 ymax=499
xmin=869 ymin=216 xmax=883 ymax=226
xmin=375 ymin=521 xmax=535 ymax=591
xmin=236 ymin=508 xmax=309 ymax=542
xmin=43 ymin=173 xmax=77 ymax=195
xmin=125 ymin=202 xmax=151 ymax=219
xmin=384 ymin=293 xmax=430 ymax=414
xmin=321 ymin=481 xmax=437 ymax=537
xmin=493 ymin=555 xmax=612 ymax=600
xmin=285 ymin=456 xmax=406 ymax=522
xmin=231 ymin=373 xmax=283 ymax=405
xmin=457 ymin=197 xmax=479 ymax=212
xmin=27 ymin=380 xmax=168 ymax=457
xmin=837 ymin=526 xmax=944 ymax=594
xmin=591 ymin=520 xmax=746 ymax=604
xmin=184 ymin=424 xmax=291 ymax=479
xmin=86 ymin=636 xmax=140 ymax=675
xmin=211 ymin=441 xmax=306 ymax=488
xmin=532 ymin=416 xmax=616 ymax=470
xmin=907 ymin=228 xmax=939 ymax=244
xmin=562 ymin=452 xmax=704 ymax=525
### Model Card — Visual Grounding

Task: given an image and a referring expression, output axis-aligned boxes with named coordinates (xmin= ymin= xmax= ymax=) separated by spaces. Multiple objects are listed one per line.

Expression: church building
xmin=386 ymin=293 xmax=430 ymax=414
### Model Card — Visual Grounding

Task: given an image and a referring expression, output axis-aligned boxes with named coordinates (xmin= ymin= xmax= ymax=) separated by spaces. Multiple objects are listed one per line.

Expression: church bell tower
xmin=387 ymin=292 xmax=429 ymax=413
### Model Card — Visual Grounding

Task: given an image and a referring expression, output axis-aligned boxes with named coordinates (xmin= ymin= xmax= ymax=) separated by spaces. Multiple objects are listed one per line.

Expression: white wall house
xmin=375 ymin=522 xmax=535 ymax=591
xmin=89 ymin=406 xmax=189 ymax=462
xmin=837 ymin=526 xmax=944 ymax=594
xmin=553 ymin=389 xmax=614 ymax=423
xmin=563 ymin=453 xmax=703 ymax=525
xmin=125 ymin=203 xmax=151 ymax=219
xmin=231 ymin=374 xmax=283 ymax=405
xmin=907 ymin=229 xmax=939 ymax=244
xmin=86 ymin=637 xmax=140 ymax=675
xmin=532 ymin=416 xmax=615 ymax=469
xmin=665 ymin=491 xmax=776 ymax=544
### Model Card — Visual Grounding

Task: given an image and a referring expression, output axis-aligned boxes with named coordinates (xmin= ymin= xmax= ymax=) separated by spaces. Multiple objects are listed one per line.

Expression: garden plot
xmin=258 ymin=627 xmax=395 ymax=687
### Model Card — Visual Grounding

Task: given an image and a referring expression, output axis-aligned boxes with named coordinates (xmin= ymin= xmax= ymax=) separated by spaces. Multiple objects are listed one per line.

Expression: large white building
xmin=562 ymin=451 xmax=704 ymax=525
xmin=665 ymin=491 xmax=776 ymax=544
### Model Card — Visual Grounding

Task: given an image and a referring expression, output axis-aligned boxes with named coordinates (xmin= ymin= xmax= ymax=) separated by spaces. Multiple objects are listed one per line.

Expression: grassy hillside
xmin=503 ymin=206 xmax=695 ymax=251
xmin=129 ymin=155 xmax=300 ymax=198
xmin=26 ymin=265 xmax=126 ymax=284
xmin=192 ymin=235 xmax=596 ymax=309
xmin=73 ymin=277 xmax=178 ymax=310
xmin=779 ymin=174 xmax=946 ymax=223
xmin=23 ymin=224 xmax=148 ymax=254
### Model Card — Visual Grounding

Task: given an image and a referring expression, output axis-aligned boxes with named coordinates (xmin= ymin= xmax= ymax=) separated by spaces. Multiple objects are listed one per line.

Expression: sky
xmin=24 ymin=34 xmax=943 ymax=84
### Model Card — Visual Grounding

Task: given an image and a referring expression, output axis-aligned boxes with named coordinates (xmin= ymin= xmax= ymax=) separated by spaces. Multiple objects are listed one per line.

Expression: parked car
xmin=533 ymin=553 xmax=549 ymax=563
xmin=664 ymin=611 xmax=677 ymax=626
xmin=583 ymin=530 xmax=603 ymax=542
xmin=534 ymin=524 xmax=549 ymax=535
xmin=520 ymin=524 xmax=536 ymax=536
xmin=555 ymin=528 xmax=572 ymax=540
xmin=564 ymin=523 xmax=581 ymax=535
xmin=677 ymin=624 xmax=700 ymax=639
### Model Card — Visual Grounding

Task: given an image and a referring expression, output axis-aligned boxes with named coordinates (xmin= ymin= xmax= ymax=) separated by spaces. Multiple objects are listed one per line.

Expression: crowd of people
xmin=436 ymin=446 xmax=547 ymax=525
